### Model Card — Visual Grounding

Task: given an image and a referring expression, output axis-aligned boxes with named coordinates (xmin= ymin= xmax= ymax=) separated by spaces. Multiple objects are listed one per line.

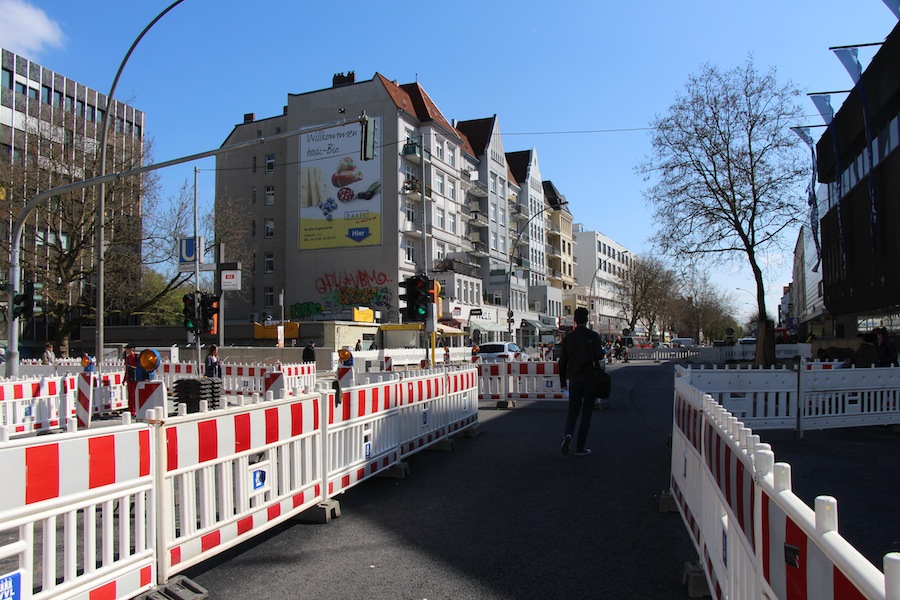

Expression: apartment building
xmin=216 ymin=73 xmax=574 ymax=346
xmin=572 ymin=224 xmax=632 ymax=339
xmin=0 ymin=48 xmax=145 ymax=341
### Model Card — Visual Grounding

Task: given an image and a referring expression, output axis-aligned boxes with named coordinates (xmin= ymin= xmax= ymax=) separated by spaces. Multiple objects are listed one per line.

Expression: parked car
xmin=474 ymin=342 xmax=527 ymax=362
xmin=738 ymin=337 xmax=757 ymax=345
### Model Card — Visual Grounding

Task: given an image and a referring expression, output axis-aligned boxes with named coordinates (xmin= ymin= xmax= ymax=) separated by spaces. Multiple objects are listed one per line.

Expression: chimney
xmin=243 ymin=113 xmax=255 ymax=124
xmin=332 ymin=71 xmax=356 ymax=88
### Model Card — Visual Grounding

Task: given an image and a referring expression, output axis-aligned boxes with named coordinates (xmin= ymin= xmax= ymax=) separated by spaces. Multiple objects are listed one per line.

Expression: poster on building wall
xmin=298 ymin=117 xmax=382 ymax=250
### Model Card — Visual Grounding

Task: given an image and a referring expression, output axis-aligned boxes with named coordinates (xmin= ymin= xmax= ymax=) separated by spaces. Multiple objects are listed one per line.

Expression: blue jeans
xmin=564 ymin=377 xmax=595 ymax=452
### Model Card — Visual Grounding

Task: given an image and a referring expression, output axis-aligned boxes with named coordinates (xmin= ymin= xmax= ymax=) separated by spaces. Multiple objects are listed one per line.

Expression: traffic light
xmin=183 ymin=293 xmax=198 ymax=332
xmin=12 ymin=281 xmax=43 ymax=319
xmin=360 ymin=115 xmax=377 ymax=161
xmin=26 ymin=281 xmax=43 ymax=318
xmin=200 ymin=293 xmax=219 ymax=334
xmin=399 ymin=275 xmax=428 ymax=322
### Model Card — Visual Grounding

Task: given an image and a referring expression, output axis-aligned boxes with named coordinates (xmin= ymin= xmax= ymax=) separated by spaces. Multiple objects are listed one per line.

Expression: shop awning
xmin=469 ymin=320 xmax=507 ymax=332
xmin=523 ymin=319 xmax=555 ymax=332
xmin=436 ymin=323 xmax=466 ymax=335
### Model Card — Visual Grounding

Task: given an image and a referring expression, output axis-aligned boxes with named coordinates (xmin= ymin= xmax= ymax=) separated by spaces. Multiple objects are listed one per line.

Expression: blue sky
xmin=2 ymin=0 xmax=897 ymax=322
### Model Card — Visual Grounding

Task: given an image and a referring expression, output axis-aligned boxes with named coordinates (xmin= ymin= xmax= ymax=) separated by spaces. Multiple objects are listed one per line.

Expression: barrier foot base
xmin=298 ymin=499 xmax=342 ymax=524
xmin=427 ymin=439 xmax=454 ymax=452
xmin=682 ymin=561 xmax=710 ymax=598
xmin=137 ymin=575 xmax=208 ymax=599
xmin=377 ymin=461 xmax=410 ymax=479
xmin=496 ymin=399 xmax=516 ymax=409
xmin=658 ymin=490 xmax=678 ymax=513
xmin=460 ymin=423 xmax=481 ymax=438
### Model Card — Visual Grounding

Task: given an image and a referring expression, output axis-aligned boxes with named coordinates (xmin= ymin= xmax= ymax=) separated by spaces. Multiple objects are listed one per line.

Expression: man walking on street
xmin=559 ymin=307 xmax=604 ymax=456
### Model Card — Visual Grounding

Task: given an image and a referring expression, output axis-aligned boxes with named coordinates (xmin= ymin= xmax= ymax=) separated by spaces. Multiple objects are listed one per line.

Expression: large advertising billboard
xmin=298 ymin=117 xmax=382 ymax=250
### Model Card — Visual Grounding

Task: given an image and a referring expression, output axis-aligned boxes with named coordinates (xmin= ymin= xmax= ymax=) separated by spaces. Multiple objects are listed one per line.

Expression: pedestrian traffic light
xmin=399 ymin=275 xmax=428 ymax=322
xmin=200 ymin=293 xmax=219 ymax=334
xmin=183 ymin=293 xmax=198 ymax=332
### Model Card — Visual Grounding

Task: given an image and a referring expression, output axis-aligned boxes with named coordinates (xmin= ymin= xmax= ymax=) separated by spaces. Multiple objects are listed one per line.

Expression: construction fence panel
xmin=0 ymin=421 xmax=156 ymax=600
xmin=324 ymin=378 xmax=400 ymax=498
xmin=155 ymin=393 xmax=323 ymax=581
xmin=672 ymin=372 xmax=899 ymax=599
xmin=0 ymin=377 xmax=77 ymax=438
xmin=800 ymin=365 xmax=900 ymax=432
xmin=445 ymin=367 xmax=479 ymax=434
xmin=505 ymin=362 xmax=565 ymax=400
xmin=397 ymin=370 xmax=448 ymax=459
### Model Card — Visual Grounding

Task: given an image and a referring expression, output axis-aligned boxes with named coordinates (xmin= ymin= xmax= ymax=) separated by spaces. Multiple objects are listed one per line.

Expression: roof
xmin=455 ymin=116 xmax=496 ymax=156
xmin=506 ymin=149 xmax=532 ymax=185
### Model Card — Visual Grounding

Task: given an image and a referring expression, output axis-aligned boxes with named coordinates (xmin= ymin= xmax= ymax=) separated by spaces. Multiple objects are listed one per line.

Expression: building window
xmin=491 ymin=231 xmax=498 ymax=251
xmin=41 ymin=85 xmax=51 ymax=104
xmin=75 ymin=99 xmax=84 ymax=117
xmin=490 ymin=202 xmax=497 ymax=222
xmin=252 ymin=156 xmax=257 ymax=173
xmin=1 ymin=69 xmax=11 ymax=89
xmin=435 ymin=171 xmax=445 ymax=196
xmin=490 ymin=172 xmax=497 ymax=193
xmin=499 ymin=178 xmax=506 ymax=200
xmin=436 ymin=207 xmax=445 ymax=229
xmin=436 ymin=242 xmax=446 ymax=261
xmin=447 ymin=144 xmax=456 ymax=167
xmin=53 ymin=90 xmax=62 ymax=107
xmin=404 ymin=240 xmax=416 ymax=262
xmin=265 ymin=185 xmax=275 ymax=205
xmin=265 ymin=154 xmax=275 ymax=173
xmin=405 ymin=201 xmax=416 ymax=223
xmin=264 ymin=252 xmax=274 ymax=273
xmin=500 ymin=207 xmax=506 ymax=226
xmin=65 ymin=95 xmax=74 ymax=111
xmin=86 ymin=104 xmax=95 ymax=122
xmin=264 ymin=287 xmax=275 ymax=308
xmin=14 ymin=81 xmax=26 ymax=95
xmin=449 ymin=212 xmax=457 ymax=234
xmin=27 ymin=86 xmax=39 ymax=100
xmin=448 ymin=178 xmax=456 ymax=201
xmin=434 ymin=137 xmax=444 ymax=161
xmin=264 ymin=218 xmax=274 ymax=238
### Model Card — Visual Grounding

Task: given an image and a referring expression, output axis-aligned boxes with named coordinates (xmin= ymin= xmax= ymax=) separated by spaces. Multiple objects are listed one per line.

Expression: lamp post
xmin=95 ymin=0 xmax=186 ymax=367
xmin=506 ymin=201 xmax=567 ymax=343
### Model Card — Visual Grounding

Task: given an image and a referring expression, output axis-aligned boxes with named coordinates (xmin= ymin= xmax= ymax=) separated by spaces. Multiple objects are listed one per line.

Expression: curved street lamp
xmin=96 ymin=0 xmax=187 ymax=367
xmin=506 ymin=201 xmax=568 ymax=342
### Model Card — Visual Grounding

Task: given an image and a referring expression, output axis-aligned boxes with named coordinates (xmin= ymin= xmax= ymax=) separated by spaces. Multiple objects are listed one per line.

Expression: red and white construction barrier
xmin=0 ymin=376 xmax=75 ymax=437
xmin=671 ymin=371 xmax=900 ymax=599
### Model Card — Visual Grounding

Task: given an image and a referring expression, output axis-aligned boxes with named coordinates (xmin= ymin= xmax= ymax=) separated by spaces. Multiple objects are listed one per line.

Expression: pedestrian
xmin=41 ymin=342 xmax=56 ymax=366
xmin=370 ymin=341 xmax=378 ymax=350
xmin=559 ymin=307 xmax=605 ymax=457
xmin=205 ymin=344 xmax=222 ymax=378
xmin=124 ymin=343 xmax=138 ymax=416
xmin=355 ymin=339 xmax=362 ymax=351
xmin=873 ymin=327 xmax=898 ymax=367
xmin=302 ymin=340 xmax=316 ymax=363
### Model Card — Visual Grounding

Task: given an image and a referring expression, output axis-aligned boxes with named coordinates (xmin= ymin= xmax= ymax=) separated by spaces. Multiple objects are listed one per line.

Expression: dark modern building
xmin=816 ymin=21 xmax=900 ymax=337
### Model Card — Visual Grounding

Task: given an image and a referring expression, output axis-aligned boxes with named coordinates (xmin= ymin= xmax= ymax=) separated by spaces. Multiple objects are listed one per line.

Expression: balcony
xmin=468 ymin=230 xmax=483 ymax=244
xmin=402 ymin=220 xmax=423 ymax=238
xmin=469 ymin=180 xmax=488 ymax=198
xmin=547 ymin=269 xmax=563 ymax=281
xmin=433 ymin=258 xmax=480 ymax=278
xmin=515 ymin=231 xmax=530 ymax=245
xmin=467 ymin=242 xmax=489 ymax=257
xmin=546 ymin=243 xmax=562 ymax=258
xmin=402 ymin=179 xmax=432 ymax=201
xmin=515 ymin=256 xmax=531 ymax=269
xmin=402 ymin=142 xmax=421 ymax=164
xmin=470 ymin=211 xmax=489 ymax=228
xmin=511 ymin=203 xmax=529 ymax=221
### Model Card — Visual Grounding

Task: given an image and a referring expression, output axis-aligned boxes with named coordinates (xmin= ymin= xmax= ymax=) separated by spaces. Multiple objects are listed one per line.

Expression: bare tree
xmin=638 ymin=57 xmax=806 ymax=364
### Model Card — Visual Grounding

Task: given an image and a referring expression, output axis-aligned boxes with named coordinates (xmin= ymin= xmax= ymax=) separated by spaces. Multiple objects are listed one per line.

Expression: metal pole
xmin=96 ymin=0 xmax=187 ymax=373
xmin=194 ymin=167 xmax=201 ymax=373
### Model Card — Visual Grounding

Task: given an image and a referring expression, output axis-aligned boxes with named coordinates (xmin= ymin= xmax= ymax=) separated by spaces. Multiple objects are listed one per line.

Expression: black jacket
xmin=559 ymin=325 xmax=604 ymax=385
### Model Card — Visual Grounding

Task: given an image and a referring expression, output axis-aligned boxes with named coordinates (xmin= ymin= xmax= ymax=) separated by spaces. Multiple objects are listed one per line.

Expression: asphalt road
xmin=185 ymin=361 xmax=697 ymax=599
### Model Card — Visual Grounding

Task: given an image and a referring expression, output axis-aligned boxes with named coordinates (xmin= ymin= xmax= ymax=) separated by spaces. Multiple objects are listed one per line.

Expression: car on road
xmin=474 ymin=341 xmax=527 ymax=362
xmin=738 ymin=337 xmax=757 ymax=345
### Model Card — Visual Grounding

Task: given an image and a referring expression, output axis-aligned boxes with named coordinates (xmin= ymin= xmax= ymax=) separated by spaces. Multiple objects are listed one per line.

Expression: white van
xmin=670 ymin=337 xmax=694 ymax=348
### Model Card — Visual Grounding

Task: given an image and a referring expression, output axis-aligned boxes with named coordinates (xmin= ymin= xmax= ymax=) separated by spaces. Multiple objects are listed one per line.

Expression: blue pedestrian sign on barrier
xmin=252 ymin=469 xmax=267 ymax=490
xmin=0 ymin=572 xmax=21 ymax=600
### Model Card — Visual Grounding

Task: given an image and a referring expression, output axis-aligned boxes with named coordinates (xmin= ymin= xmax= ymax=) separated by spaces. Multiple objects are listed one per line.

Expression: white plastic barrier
xmin=325 ymin=376 xmax=401 ymax=497
xmin=0 ymin=419 xmax=156 ymax=600
xmin=0 ymin=376 xmax=76 ymax=438
xmin=671 ymin=372 xmax=900 ymax=599
xmin=397 ymin=369 xmax=448 ymax=458
xmin=160 ymin=362 xmax=314 ymax=399
xmin=94 ymin=371 xmax=128 ymax=413
xmin=155 ymin=392 xmax=324 ymax=581
xmin=684 ymin=363 xmax=900 ymax=433
xmin=506 ymin=362 xmax=565 ymax=400
xmin=476 ymin=363 xmax=506 ymax=401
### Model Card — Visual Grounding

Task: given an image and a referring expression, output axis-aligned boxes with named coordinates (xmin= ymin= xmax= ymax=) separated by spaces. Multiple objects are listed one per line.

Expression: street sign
xmin=221 ymin=270 xmax=241 ymax=290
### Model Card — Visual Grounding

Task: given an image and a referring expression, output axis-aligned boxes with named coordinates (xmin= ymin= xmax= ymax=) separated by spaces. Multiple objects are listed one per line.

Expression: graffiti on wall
xmin=289 ymin=269 xmax=395 ymax=319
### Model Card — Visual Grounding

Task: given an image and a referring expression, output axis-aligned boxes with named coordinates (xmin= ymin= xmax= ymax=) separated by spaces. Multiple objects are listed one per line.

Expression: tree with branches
xmin=638 ymin=57 xmax=806 ymax=364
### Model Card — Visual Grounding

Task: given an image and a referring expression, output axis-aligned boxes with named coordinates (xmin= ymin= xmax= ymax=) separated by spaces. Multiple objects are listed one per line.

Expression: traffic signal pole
xmin=193 ymin=167 xmax=202 ymax=373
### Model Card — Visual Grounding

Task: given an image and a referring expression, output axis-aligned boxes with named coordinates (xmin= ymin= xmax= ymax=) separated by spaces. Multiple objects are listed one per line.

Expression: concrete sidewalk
xmin=187 ymin=361 xmax=697 ymax=599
